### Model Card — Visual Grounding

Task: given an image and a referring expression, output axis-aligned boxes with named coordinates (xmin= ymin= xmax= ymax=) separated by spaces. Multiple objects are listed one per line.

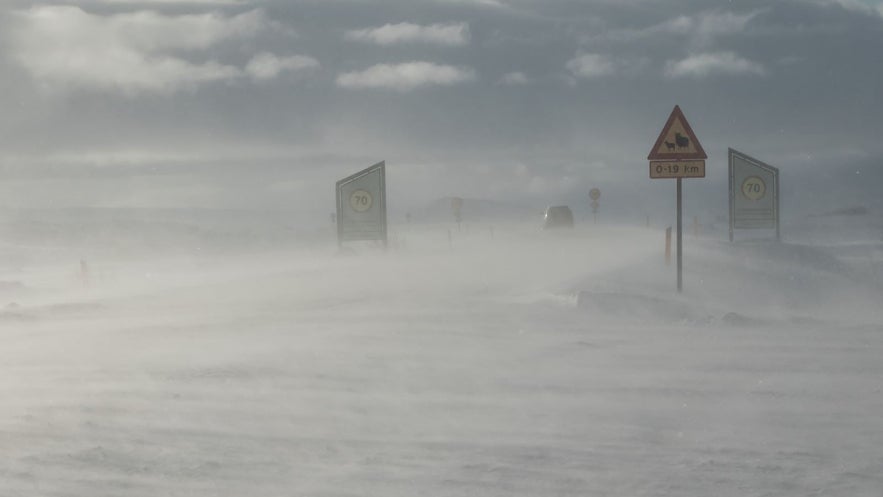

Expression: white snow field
xmin=2 ymin=215 xmax=883 ymax=496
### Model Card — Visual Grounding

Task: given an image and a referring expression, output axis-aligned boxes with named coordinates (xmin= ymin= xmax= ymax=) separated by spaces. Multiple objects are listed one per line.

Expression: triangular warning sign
xmin=647 ymin=105 xmax=707 ymax=160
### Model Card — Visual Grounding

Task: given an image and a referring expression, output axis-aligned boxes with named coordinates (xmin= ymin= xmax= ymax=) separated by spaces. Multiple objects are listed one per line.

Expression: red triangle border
xmin=647 ymin=105 xmax=708 ymax=160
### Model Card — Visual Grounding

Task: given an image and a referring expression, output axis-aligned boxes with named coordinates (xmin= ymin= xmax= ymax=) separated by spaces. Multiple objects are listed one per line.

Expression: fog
xmin=1 ymin=209 xmax=882 ymax=495
xmin=3 ymin=0 xmax=883 ymax=494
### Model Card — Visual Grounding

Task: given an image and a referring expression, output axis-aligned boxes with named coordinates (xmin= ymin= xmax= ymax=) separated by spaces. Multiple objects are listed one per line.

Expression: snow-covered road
xmin=2 ymin=224 xmax=882 ymax=496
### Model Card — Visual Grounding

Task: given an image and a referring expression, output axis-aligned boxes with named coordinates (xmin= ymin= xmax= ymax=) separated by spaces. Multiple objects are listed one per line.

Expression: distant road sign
xmin=450 ymin=197 xmax=463 ymax=223
xmin=647 ymin=105 xmax=707 ymax=162
xmin=729 ymin=149 xmax=779 ymax=241
xmin=649 ymin=160 xmax=706 ymax=179
xmin=589 ymin=188 xmax=601 ymax=201
xmin=451 ymin=197 xmax=463 ymax=214
xmin=336 ymin=161 xmax=387 ymax=246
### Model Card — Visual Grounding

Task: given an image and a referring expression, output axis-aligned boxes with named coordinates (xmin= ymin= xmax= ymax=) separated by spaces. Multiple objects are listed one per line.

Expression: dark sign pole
xmin=676 ymin=178 xmax=683 ymax=292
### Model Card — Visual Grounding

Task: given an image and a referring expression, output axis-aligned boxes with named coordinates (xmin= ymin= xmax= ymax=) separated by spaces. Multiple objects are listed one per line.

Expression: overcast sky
xmin=0 ymin=0 xmax=881 ymax=219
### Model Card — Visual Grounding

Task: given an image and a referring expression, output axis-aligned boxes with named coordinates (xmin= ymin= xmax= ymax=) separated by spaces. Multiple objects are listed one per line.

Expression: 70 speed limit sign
xmin=741 ymin=176 xmax=766 ymax=201
xmin=349 ymin=189 xmax=373 ymax=212
xmin=335 ymin=161 xmax=387 ymax=246
xmin=729 ymin=148 xmax=779 ymax=241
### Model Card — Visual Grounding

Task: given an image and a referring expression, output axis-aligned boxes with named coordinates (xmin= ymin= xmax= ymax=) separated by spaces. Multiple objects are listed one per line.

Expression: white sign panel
xmin=729 ymin=149 xmax=779 ymax=239
xmin=336 ymin=161 xmax=387 ymax=245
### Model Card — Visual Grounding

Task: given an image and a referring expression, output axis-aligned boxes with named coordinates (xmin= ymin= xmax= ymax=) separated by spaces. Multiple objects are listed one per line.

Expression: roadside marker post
xmin=589 ymin=188 xmax=601 ymax=224
xmin=648 ymin=106 xmax=707 ymax=292
xmin=451 ymin=197 xmax=463 ymax=232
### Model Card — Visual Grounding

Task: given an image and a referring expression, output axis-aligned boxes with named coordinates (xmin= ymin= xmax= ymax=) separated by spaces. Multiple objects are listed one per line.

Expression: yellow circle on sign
xmin=349 ymin=189 xmax=373 ymax=212
xmin=741 ymin=176 xmax=766 ymax=201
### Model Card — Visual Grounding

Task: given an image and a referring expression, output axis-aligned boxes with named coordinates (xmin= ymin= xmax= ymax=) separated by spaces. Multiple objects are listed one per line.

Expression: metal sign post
xmin=728 ymin=149 xmax=780 ymax=242
xmin=677 ymin=178 xmax=683 ymax=291
xmin=589 ymin=188 xmax=601 ymax=224
xmin=451 ymin=197 xmax=463 ymax=231
xmin=336 ymin=161 xmax=388 ymax=249
xmin=647 ymin=106 xmax=707 ymax=293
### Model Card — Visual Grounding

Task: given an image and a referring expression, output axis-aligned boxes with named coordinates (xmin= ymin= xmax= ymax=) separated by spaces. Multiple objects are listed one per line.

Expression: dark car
xmin=542 ymin=205 xmax=574 ymax=229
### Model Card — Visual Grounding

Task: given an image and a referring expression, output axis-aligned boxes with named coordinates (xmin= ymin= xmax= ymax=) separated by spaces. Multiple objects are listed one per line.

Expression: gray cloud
xmin=7 ymin=6 xmax=305 ymax=95
xmin=592 ymin=8 xmax=764 ymax=53
xmin=498 ymin=71 xmax=530 ymax=85
xmin=820 ymin=0 xmax=883 ymax=16
xmin=664 ymin=51 xmax=766 ymax=78
xmin=345 ymin=22 xmax=470 ymax=46
xmin=434 ymin=0 xmax=507 ymax=8
xmin=245 ymin=53 xmax=319 ymax=80
xmin=95 ymin=0 xmax=249 ymax=4
xmin=566 ymin=53 xmax=615 ymax=79
xmin=336 ymin=61 xmax=476 ymax=90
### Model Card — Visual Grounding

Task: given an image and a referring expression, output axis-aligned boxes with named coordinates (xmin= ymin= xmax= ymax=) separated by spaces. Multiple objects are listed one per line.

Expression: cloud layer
xmin=1 ymin=0 xmax=883 ymax=212
xmin=566 ymin=54 xmax=616 ymax=79
xmin=336 ymin=62 xmax=476 ymax=90
xmin=245 ymin=53 xmax=319 ymax=81
xmin=345 ymin=22 xmax=470 ymax=46
xmin=8 ymin=6 xmax=314 ymax=94
xmin=665 ymin=51 xmax=765 ymax=78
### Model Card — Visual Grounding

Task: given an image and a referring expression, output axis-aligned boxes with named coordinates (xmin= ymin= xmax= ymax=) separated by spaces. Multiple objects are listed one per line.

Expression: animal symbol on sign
xmin=664 ymin=141 xmax=676 ymax=151
xmin=675 ymin=132 xmax=690 ymax=149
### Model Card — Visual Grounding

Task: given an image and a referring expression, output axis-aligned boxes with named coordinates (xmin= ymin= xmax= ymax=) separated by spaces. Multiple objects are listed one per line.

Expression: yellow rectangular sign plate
xmin=650 ymin=160 xmax=706 ymax=179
